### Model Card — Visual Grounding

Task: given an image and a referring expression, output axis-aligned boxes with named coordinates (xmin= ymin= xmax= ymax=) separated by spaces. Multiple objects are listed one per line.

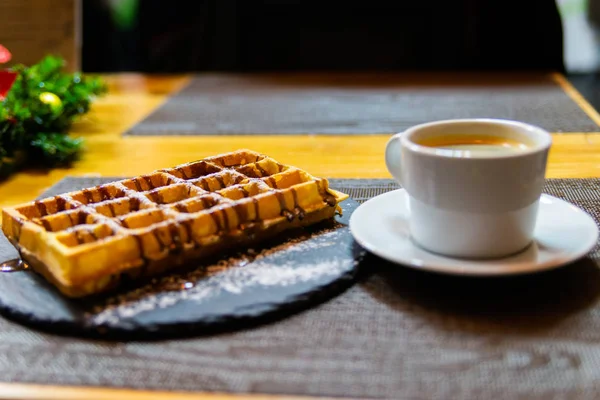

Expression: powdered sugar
xmin=88 ymin=225 xmax=359 ymax=326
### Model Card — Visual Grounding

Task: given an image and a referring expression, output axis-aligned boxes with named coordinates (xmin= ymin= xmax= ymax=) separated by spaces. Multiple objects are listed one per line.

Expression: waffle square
xmin=2 ymin=150 xmax=349 ymax=297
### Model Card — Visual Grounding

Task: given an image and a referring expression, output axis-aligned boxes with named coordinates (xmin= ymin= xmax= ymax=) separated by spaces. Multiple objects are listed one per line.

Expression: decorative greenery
xmin=0 ymin=55 xmax=107 ymax=179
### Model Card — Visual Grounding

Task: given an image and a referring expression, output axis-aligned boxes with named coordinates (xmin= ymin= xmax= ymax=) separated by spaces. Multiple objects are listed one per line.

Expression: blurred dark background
xmin=81 ymin=0 xmax=566 ymax=73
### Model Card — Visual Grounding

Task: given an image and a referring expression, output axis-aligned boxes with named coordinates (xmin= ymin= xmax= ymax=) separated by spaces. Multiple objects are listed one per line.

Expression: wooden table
xmin=1 ymin=72 xmax=600 ymax=213
xmin=0 ymin=72 xmax=599 ymax=399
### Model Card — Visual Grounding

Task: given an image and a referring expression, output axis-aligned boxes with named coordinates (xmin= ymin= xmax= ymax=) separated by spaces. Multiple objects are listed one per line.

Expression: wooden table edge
xmin=0 ymin=382 xmax=346 ymax=400
xmin=551 ymin=72 xmax=600 ymax=127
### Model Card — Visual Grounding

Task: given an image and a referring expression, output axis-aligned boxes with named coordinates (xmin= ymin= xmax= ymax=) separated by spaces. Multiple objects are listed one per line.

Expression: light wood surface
xmin=1 ymin=72 xmax=600 ymax=213
xmin=0 ymin=72 xmax=599 ymax=400
xmin=0 ymin=383 xmax=335 ymax=400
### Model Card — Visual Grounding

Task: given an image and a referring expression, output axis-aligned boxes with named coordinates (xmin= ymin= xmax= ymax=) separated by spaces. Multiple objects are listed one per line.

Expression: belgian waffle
xmin=2 ymin=149 xmax=349 ymax=298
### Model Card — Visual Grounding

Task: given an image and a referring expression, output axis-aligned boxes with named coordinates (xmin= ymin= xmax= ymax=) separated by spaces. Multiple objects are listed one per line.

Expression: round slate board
xmin=0 ymin=200 xmax=364 ymax=340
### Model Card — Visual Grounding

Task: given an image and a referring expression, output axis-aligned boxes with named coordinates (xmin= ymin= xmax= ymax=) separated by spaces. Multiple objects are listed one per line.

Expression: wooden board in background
xmin=0 ymin=0 xmax=80 ymax=71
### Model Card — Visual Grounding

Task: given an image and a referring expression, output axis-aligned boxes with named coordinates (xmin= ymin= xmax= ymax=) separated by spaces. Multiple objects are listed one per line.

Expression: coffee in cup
xmin=415 ymin=134 xmax=531 ymax=156
xmin=385 ymin=119 xmax=552 ymax=259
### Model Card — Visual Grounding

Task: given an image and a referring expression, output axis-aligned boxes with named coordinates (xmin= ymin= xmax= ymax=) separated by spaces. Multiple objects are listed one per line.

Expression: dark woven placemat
xmin=125 ymin=73 xmax=599 ymax=136
xmin=1 ymin=177 xmax=600 ymax=399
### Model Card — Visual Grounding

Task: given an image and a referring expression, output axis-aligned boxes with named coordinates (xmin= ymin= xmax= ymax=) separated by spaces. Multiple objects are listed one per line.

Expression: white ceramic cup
xmin=385 ymin=118 xmax=552 ymax=259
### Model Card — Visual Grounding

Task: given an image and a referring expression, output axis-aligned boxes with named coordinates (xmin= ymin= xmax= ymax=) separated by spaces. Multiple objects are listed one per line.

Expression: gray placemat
xmin=125 ymin=73 xmax=599 ymax=136
xmin=0 ymin=177 xmax=600 ymax=399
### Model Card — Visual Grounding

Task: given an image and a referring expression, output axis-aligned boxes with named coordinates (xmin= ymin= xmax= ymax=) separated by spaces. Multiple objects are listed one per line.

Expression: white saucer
xmin=349 ymin=189 xmax=599 ymax=276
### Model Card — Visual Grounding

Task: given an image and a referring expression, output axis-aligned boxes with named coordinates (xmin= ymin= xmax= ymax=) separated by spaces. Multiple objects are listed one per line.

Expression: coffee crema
xmin=415 ymin=134 xmax=530 ymax=156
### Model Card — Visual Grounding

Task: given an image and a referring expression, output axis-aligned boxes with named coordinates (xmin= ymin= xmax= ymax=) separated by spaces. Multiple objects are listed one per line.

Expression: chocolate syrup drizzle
xmin=40 ymin=219 xmax=52 ymax=232
xmin=0 ymin=259 xmax=28 ymax=272
xmin=274 ymin=191 xmax=294 ymax=222
xmin=291 ymin=188 xmax=306 ymax=220
xmin=82 ymin=189 xmax=94 ymax=204
xmin=98 ymin=186 xmax=111 ymax=201
xmin=107 ymin=202 xmax=116 ymax=217
xmin=143 ymin=176 xmax=154 ymax=191
xmin=256 ymin=164 xmax=270 ymax=177
xmin=215 ymin=175 xmax=226 ymax=190
xmin=34 ymin=201 xmax=48 ymax=217
xmin=167 ymin=223 xmax=183 ymax=253
xmin=133 ymin=179 xmax=143 ymax=192
xmin=55 ymin=196 xmax=66 ymax=211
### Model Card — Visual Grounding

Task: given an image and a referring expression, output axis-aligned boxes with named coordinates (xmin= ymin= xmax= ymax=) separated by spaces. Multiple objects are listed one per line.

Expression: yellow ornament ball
xmin=39 ymin=92 xmax=63 ymax=113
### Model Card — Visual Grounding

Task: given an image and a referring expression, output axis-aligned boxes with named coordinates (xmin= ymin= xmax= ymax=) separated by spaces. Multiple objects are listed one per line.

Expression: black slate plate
xmin=0 ymin=199 xmax=364 ymax=340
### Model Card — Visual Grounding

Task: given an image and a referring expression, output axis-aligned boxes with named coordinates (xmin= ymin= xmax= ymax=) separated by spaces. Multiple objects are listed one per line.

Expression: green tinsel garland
xmin=0 ymin=55 xmax=107 ymax=179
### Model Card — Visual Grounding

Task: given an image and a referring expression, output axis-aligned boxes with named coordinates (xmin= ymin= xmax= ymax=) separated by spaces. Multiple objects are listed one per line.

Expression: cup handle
xmin=385 ymin=133 xmax=403 ymax=184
